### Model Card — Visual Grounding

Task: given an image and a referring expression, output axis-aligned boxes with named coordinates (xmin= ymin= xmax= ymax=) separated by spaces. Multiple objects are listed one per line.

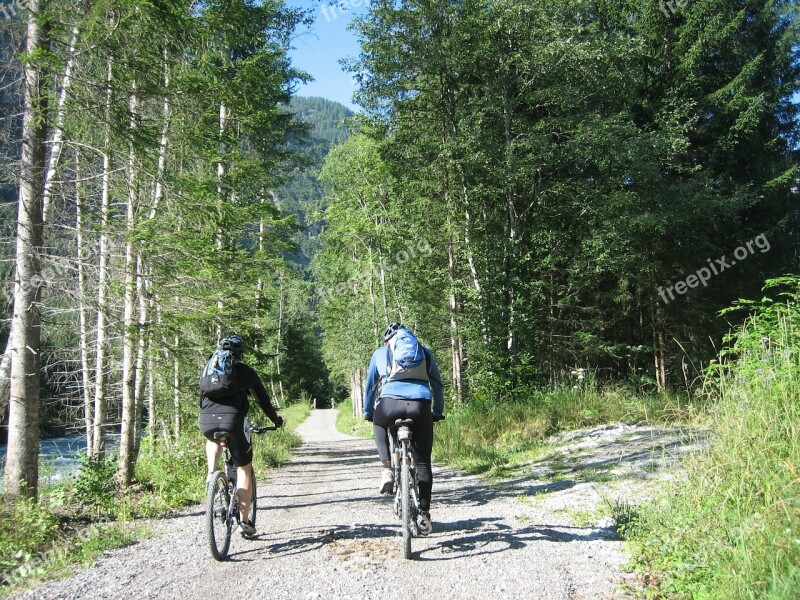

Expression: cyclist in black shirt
xmin=198 ymin=335 xmax=283 ymax=537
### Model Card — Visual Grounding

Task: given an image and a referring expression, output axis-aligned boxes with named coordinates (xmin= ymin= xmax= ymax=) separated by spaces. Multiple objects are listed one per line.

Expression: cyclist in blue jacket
xmin=364 ymin=323 xmax=444 ymax=530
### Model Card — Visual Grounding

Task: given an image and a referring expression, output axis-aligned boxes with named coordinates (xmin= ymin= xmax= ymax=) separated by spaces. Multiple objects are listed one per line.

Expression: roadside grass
xmin=336 ymin=399 xmax=373 ymax=438
xmin=0 ymin=400 xmax=309 ymax=596
xmin=433 ymin=387 xmax=694 ymax=477
xmin=630 ymin=278 xmax=800 ymax=599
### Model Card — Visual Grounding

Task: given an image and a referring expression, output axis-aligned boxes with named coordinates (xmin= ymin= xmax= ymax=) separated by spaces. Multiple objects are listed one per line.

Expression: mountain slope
xmin=278 ymin=96 xmax=353 ymax=263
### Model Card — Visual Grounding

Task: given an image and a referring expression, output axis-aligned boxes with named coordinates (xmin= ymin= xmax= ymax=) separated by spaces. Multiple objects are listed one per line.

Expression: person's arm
xmin=425 ymin=348 xmax=444 ymax=417
xmin=246 ymin=367 xmax=281 ymax=425
xmin=363 ymin=351 xmax=380 ymax=420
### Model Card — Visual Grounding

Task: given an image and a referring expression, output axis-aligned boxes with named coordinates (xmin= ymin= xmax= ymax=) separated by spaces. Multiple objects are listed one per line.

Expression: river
xmin=0 ymin=434 xmax=120 ymax=490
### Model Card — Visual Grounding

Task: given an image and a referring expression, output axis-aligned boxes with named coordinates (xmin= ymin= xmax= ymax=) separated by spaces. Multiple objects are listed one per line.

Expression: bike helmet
xmin=221 ymin=335 xmax=247 ymax=354
xmin=383 ymin=322 xmax=402 ymax=343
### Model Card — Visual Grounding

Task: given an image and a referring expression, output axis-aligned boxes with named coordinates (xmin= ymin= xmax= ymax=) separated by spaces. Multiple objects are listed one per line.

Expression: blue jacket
xmin=363 ymin=344 xmax=444 ymax=419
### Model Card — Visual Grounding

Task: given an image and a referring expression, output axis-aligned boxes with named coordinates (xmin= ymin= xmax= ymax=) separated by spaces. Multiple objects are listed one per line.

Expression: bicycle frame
xmin=388 ymin=420 xmax=421 ymax=558
xmin=205 ymin=425 xmax=276 ymax=560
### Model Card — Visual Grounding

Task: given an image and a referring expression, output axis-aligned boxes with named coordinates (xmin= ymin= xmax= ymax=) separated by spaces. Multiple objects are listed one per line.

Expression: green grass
xmin=0 ymin=399 xmax=311 ymax=595
xmin=0 ymin=495 xmax=139 ymax=595
xmin=553 ymin=506 xmax=608 ymax=527
xmin=630 ymin=277 xmax=800 ymax=599
xmin=432 ymin=387 xmax=692 ymax=477
xmin=336 ymin=398 xmax=373 ymax=438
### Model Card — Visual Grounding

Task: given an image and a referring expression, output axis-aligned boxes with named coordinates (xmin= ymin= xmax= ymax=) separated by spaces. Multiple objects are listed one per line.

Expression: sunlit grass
xmin=631 ymin=279 xmax=800 ymax=598
xmin=433 ymin=387 xmax=693 ymax=477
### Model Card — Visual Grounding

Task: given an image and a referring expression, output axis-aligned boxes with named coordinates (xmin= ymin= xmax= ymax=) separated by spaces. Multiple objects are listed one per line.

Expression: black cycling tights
xmin=373 ymin=398 xmax=433 ymax=511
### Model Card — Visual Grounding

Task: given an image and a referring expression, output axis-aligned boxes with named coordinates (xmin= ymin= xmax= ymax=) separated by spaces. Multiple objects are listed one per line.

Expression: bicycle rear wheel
xmin=401 ymin=448 xmax=412 ymax=559
xmin=206 ymin=471 xmax=232 ymax=560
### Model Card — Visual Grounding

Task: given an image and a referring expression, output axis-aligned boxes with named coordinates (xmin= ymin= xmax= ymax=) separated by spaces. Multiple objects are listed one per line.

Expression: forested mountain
xmin=277 ymin=96 xmax=353 ymax=263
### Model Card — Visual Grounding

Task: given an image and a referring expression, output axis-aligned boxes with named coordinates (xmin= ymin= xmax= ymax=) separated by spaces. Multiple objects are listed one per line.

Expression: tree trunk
xmin=42 ymin=24 xmax=79 ymax=226
xmin=118 ymin=85 xmax=139 ymax=486
xmin=448 ymin=239 xmax=465 ymax=404
xmin=215 ymin=101 xmax=227 ymax=332
xmin=173 ymin=335 xmax=180 ymax=439
xmin=133 ymin=256 xmax=148 ymax=458
xmin=148 ymin=51 xmax=170 ymax=220
xmin=75 ymin=151 xmax=93 ymax=452
xmin=140 ymin=55 xmax=169 ymax=449
xmin=92 ymin=57 xmax=113 ymax=459
xmin=5 ymin=0 xmax=48 ymax=499
xmin=0 ymin=352 xmax=10 ymax=430
xmin=148 ymin=302 xmax=160 ymax=445
xmin=0 ymin=22 xmax=78 ymax=427
xmin=653 ymin=302 xmax=668 ymax=391
xmin=275 ymin=270 xmax=285 ymax=406
xmin=351 ymin=368 xmax=364 ymax=416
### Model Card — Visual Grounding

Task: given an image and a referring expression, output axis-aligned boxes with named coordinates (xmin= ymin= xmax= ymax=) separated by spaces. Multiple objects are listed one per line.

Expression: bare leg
xmin=237 ymin=463 xmax=254 ymax=522
xmin=206 ymin=440 xmax=222 ymax=475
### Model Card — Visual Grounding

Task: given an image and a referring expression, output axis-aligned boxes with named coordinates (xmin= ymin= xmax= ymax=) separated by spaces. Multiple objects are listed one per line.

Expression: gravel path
xmin=15 ymin=410 xmax=699 ymax=600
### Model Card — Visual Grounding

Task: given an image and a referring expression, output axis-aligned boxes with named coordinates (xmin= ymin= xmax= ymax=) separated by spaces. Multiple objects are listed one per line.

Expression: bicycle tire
xmin=206 ymin=471 xmax=232 ymax=560
xmin=401 ymin=447 xmax=412 ymax=559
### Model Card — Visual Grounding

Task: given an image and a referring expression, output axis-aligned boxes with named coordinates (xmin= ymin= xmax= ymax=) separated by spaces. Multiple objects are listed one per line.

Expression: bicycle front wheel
xmin=401 ymin=448 xmax=412 ymax=559
xmin=206 ymin=471 xmax=232 ymax=560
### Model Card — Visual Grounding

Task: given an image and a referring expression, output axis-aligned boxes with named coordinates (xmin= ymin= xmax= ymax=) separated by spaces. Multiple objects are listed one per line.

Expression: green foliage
xmin=73 ymin=453 xmax=117 ymax=511
xmin=0 ymin=498 xmax=59 ymax=586
xmin=605 ymin=496 xmax=641 ymax=541
xmin=0 ymin=493 xmax=136 ymax=593
xmin=133 ymin=434 xmax=207 ymax=512
xmin=632 ymin=277 xmax=800 ymax=599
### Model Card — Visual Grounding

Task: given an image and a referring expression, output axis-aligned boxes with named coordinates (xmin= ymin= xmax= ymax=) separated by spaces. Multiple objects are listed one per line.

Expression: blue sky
xmin=288 ymin=0 xmax=369 ymax=111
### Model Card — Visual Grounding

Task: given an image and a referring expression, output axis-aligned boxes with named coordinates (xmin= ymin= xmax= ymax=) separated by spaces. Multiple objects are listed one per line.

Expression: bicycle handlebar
xmin=251 ymin=425 xmax=279 ymax=434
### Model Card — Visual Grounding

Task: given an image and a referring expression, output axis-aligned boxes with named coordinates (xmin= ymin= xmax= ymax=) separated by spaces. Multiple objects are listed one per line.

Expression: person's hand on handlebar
xmin=433 ymin=414 xmax=445 ymax=422
xmin=273 ymin=415 xmax=284 ymax=428
xmin=365 ymin=415 xmax=373 ymax=422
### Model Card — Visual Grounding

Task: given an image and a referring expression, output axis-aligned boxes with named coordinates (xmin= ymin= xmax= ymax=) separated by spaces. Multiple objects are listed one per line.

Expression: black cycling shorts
xmin=198 ymin=411 xmax=253 ymax=467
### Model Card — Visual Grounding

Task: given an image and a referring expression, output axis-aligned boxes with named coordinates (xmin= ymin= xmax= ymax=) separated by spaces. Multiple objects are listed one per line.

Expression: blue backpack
xmin=200 ymin=349 xmax=239 ymax=400
xmin=385 ymin=328 xmax=429 ymax=384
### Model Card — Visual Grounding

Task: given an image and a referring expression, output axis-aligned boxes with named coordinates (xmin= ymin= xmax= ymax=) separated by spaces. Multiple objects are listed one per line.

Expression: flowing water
xmin=0 ymin=434 xmax=120 ymax=491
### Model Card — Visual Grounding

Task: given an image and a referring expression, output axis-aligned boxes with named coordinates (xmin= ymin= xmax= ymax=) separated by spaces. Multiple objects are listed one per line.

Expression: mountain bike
xmin=205 ymin=425 xmax=276 ymax=560
xmin=388 ymin=415 xmax=444 ymax=559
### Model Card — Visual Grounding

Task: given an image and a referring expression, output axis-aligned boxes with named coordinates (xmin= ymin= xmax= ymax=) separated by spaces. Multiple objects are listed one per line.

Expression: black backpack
xmin=200 ymin=349 xmax=239 ymax=400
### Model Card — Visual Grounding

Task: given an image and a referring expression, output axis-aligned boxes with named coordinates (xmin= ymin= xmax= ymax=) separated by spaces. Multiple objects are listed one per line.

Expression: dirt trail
xmin=17 ymin=410 xmax=702 ymax=599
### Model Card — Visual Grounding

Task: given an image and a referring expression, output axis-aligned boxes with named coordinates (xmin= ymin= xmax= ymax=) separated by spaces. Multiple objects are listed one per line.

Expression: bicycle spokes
xmin=206 ymin=471 xmax=233 ymax=560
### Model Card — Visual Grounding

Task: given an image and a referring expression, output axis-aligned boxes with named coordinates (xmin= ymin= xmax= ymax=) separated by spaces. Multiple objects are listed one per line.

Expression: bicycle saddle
xmin=394 ymin=419 xmax=415 ymax=427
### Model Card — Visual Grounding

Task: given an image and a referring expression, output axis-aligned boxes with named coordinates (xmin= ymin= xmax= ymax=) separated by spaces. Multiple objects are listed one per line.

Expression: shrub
xmin=73 ymin=453 xmax=117 ymax=512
